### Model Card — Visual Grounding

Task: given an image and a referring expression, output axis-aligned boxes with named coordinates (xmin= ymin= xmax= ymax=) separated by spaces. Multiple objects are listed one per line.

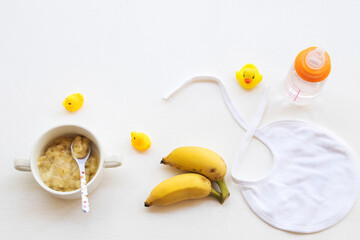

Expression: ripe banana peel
xmin=161 ymin=146 xmax=230 ymax=202
xmin=144 ymin=173 xmax=223 ymax=207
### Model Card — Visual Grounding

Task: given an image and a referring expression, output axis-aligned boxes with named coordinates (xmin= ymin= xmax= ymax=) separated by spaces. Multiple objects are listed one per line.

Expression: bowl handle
xmin=104 ymin=153 xmax=123 ymax=168
xmin=14 ymin=157 xmax=31 ymax=172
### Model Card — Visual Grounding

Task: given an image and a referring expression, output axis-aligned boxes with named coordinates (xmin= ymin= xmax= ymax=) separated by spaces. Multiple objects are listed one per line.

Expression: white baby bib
xmin=165 ymin=76 xmax=359 ymax=233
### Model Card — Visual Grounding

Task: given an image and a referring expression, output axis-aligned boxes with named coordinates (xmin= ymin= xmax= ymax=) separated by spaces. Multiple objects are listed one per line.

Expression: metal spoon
xmin=71 ymin=141 xmax=91 ymax=213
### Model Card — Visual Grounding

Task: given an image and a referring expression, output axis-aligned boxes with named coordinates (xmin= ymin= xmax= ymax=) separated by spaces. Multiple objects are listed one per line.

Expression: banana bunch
xmin=145 ymin=147 xmax=230 ymax=207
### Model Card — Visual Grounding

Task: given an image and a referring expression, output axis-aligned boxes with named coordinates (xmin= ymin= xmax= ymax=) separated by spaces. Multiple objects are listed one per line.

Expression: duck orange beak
xmin=244 ymin=78 xmax=252 ymax=84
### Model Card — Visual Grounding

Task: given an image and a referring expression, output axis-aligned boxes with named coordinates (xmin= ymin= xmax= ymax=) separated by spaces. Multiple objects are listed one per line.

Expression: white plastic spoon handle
xmin=78 ymin=163 xmax=89 ymax=213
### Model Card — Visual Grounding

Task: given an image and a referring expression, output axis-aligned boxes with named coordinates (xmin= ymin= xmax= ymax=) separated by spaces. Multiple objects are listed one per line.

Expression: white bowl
xmin=14 ymin=125 xmax=123 ymax=199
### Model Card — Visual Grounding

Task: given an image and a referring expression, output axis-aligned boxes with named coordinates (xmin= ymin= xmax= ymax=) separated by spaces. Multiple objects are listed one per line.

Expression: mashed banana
xmin=72 ymin=136 xmax=91 ymax=159
xmin=38 ymin=136 xmax=99 ymax=192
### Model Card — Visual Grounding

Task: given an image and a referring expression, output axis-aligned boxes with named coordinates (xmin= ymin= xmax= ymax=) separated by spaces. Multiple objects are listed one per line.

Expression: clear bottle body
xmin=284 ymin=64 xmax=327 ymax=105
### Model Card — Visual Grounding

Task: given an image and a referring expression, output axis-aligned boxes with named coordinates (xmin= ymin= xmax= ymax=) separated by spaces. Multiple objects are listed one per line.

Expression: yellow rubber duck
xmin=131 ymin=132 xmax=151 ymax=151
xmin=236 ymin=64 xmax=262 ymax=89
xmin=63 ymin=93 xmax=84 ymax=112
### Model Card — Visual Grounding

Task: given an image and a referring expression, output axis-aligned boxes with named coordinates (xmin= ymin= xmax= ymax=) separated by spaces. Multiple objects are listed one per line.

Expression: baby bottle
xmin=284 ymin=47 xmax=331 ymax=105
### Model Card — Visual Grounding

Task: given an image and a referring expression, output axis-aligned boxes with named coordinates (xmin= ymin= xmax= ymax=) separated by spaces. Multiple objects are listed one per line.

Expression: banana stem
xmin=216 ymin=178 xmax=230 ymax=202
xmin=210 ymin=188 xmax=225 ymax=204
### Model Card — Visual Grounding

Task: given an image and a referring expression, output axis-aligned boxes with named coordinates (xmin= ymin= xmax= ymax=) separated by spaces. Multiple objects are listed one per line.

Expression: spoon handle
xmin=78 ymin=164 xmax=89 ymax=213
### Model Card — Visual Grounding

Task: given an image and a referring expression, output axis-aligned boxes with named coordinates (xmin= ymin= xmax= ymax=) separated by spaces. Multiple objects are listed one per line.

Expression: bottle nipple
xmin=305 ymin=47 xmax=325 ymax=69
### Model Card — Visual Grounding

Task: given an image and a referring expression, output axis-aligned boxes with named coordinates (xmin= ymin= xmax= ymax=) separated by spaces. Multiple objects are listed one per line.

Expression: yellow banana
xmin=161 ymin=146 xmax=230 ymax=201
xmin=144 ymin=173 xmax=223 ymax=207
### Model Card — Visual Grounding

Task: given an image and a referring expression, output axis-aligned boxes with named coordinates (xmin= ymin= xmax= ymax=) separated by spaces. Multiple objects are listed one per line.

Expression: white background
xmin=1 ymin=0 xmax=360 ymax=239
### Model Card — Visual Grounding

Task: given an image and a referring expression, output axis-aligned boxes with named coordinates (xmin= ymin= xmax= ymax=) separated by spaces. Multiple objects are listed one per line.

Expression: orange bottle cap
xmin=294 ymin=47 xmax=331 ymax=83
